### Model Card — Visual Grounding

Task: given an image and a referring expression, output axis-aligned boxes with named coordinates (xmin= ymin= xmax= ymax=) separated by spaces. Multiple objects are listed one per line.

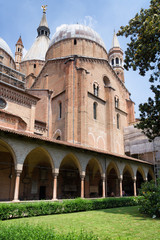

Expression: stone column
xmin=13 ymin=170 xmax=22 ymax=202
xmin=144 ymin=177 xmax=148 ymax=182
xmin=133 ymin=177 xmax=137 ymax=197
xmin=52 ymin=173 xmax=58 ymax=200
xmin=102 ymin=174 xmax=106 ymax=198
xmin=105 ymin=176 xmax=107 ymax=197
xmin=80 ymin=172 xmax=85 ymax=198
xmin=119 ymin=175 xmax=123 ymax=197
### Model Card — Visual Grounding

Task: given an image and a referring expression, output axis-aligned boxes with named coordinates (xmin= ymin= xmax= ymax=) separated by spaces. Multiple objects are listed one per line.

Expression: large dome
xmin=49 ymin=24 xmax=106 ymax=50
xmin=0 ymin=37 xmax=14 ymax=60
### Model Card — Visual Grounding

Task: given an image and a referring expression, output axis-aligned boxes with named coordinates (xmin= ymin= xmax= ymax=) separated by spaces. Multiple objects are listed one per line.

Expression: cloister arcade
xmin=0 ymin=132 xmax=154 ymax=202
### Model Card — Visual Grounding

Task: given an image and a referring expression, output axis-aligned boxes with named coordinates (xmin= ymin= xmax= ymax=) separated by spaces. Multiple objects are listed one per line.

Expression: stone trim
xmin=0 ymin=84 xmax=38 ymax=107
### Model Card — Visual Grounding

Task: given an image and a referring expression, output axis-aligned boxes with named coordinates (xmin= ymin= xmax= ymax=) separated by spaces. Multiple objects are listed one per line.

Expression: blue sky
xmin=1 ymin=0 xmax=152 ymax=117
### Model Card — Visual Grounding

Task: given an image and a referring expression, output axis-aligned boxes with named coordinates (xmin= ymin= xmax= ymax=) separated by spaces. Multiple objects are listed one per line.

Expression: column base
xmin=12 ymin=199 xmax=20 ymax=202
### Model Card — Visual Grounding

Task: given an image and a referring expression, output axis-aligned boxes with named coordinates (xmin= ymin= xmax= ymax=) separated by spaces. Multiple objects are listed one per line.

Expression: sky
xmin=0 ymin=0 xmax=152 ymax=118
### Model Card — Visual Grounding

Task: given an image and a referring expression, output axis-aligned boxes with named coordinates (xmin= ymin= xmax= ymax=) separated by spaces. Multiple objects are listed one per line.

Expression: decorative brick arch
xmin=88 ymin=132 xmax=95 ymax=148
xmin=97 ymin=136 xmax=105 ymax=150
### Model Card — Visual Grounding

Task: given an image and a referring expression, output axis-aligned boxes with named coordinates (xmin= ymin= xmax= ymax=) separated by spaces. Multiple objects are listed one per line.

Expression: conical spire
xmin=111 ymin=30 xmax=120 ymax=48
xmin=37 ymin=6 xmax=50 ymax=38
xmin=16 ymin=36 xmax=23 ymax=46
xmin=39 ymin=12 xmax=49 ymax=28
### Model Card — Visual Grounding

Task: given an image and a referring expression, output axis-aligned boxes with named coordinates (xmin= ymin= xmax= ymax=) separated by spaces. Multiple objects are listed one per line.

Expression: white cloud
xmin=83 ymin=16 xmax=97 ymax=29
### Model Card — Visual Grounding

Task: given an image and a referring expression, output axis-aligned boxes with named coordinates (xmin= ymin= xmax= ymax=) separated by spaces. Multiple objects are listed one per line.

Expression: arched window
xmin=59 ymin=102 xmax=62 ymax=119
xmin=93 ymin=102 xmax=97 ymax=120
xmin=74 ymin=39 xmax=77 ymax=45
xmin=93 ymin=83 xmax=99 ymax=97
xmin=116 ymin=57 xmax=119 ymax=65
xmin=115 ymin=96 xmax=119 ymax=108
xmin=117 ymin=114 xmax=120 ymax=129
xmin=111 ymin=59 xmax=114 ymax=66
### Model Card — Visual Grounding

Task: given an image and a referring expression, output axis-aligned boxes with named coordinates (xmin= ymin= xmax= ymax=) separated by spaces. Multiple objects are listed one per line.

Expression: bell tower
xmin=15 ymin=36 xmax=24 ymax=71
xmin=108 ymin=31 xmax=124 ymax=83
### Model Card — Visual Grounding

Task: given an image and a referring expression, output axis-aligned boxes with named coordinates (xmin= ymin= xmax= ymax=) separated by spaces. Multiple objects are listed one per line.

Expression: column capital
xmin=53 ymin=173 xmax=59 ymax=178
xmin=119 ymin=175 xmax=123 ymax=181
xmin=80 ymin=171 xmax=85 ymax=179
xmin=133 ymin=176 xmax=137 ymax=182
xmin=101 ymin=173 xmax=106 ymax=180
xmin=15 ymin=169 xmax=22 ymax=176
xmin=52 ymin=168 xmax=59 ymax=176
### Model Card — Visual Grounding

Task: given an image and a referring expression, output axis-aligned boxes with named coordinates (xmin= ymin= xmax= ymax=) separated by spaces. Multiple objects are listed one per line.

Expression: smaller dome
xmin=0 ymin=37 xmax=14 ymax=59
xmin=49 ymin=24 xmax=106 ymax=50
xmin=22 ymin=36 xmax=50 ymax=61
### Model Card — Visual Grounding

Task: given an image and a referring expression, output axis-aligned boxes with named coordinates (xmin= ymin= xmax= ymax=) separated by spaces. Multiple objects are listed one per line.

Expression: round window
xmin=0 ymin=98 xmax=7 ymax=109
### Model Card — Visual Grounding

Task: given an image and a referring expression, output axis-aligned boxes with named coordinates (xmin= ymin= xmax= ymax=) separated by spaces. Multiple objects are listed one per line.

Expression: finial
xmin=41 ymin=5 xmax=47 ymax=13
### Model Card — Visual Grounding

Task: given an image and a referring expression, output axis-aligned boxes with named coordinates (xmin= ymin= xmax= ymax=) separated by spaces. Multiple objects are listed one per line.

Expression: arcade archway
xmin=107 ymin=162 xmax=119 ymax=197
xmin=122 ymin=165 xmax=134 ymax=196
xmin=58 ymin=154 xmax=81 ymax=199
xmin=85 ymin=158 xmax=102 ymax=198
xmin=19 ymin=147 xmax=53 ymax=200
xmin=0 ymin=140 xmax=16 ymax=201
xmin=136 ymin=168 xmax=145 ymax=195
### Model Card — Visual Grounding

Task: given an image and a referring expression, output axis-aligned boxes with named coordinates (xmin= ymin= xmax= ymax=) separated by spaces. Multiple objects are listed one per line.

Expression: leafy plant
xmin=138 ymin=178 xmax=160 ymax=217
xmin=0 ymin=197 xmax=138 ymax=220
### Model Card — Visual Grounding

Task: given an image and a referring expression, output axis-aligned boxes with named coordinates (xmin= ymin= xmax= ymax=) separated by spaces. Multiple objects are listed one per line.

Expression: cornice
xmin=0 ymin=83 xmax=38 ymax=107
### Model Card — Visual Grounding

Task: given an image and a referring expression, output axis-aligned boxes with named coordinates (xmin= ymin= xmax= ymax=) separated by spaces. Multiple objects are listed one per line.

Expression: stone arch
xmin=107 ymin=161 xmax=120 ymax=197
xmin=0 ymin=139 xmax=17 ymax=201
xmin=122 ymin=164 xmax=134 ymax=196
xmin=0 ymin=139 xmax=17 ymax=166
xmin=136 ymin=167 xmax=145 ymax=194
xmin=137 ymin=166 xmax=145 ymax=180
xmin=147 ymin=168 xmax=155 ymax=181
xmin=58 ymin=153 xmax=82 ymax=199
xmin=107 ymin=161 xmax=120 ymax=177
xmin=19 ymin=147 xmax=54 ymax=200
xmin=85 ymin=158 xmax=103 ymax=198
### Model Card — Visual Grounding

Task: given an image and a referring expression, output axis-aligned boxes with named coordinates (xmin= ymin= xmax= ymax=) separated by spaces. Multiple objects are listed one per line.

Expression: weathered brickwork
xmin=0 ymin=12 xmax=154 ymax=202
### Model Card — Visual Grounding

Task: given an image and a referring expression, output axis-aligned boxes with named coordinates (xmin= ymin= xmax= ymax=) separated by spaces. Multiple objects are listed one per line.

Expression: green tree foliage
xmin=136 ymin=85 xmax=160 ymax=141
xmin=117 ymin=0 xmax=160 ymax=141
xmin=138 ymin=178 xmax=160 ymax=218
xmin=117 ymin=0 xmax=160 ymax=82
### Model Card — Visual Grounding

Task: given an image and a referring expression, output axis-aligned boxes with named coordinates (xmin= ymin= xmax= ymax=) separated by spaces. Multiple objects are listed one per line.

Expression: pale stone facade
xmin=0 ymin=10 xmax=154 ymax=201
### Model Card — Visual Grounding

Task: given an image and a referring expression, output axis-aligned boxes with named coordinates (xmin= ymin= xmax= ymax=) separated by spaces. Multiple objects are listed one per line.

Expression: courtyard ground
xmin=1 ymin=206 xmax=160 ymax=239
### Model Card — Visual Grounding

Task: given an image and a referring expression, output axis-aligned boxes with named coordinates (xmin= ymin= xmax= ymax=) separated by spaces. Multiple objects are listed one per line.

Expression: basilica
xmin=0 ymin=7 xmax=154 ymax=201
